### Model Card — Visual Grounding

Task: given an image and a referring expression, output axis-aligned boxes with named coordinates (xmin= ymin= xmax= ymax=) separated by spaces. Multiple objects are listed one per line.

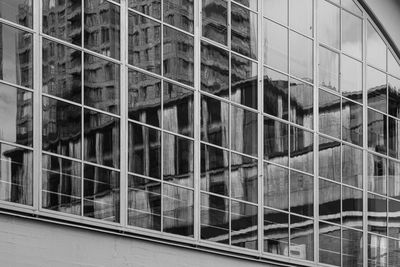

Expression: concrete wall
xmin=0 ymin=214 xmax=284 ymax=267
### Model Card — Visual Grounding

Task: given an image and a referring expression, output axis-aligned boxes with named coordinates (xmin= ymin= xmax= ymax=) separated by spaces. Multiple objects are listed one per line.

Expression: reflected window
xmin=264 ymin=208 xmax=289 ymax=256
xmin=368 ymin=193 xmax=387 ymax=235
xmin=231 ymin=105 xmax=258 ymax=157
xmin=231 ymin=152 xmax=257 ymax=203
xmin=290 ymin=78 xmax=313 ymax=129
xmin=289 ymin=0 xmax=313 ymax=36
xmin=388 ymin=238 xmax=400 ymax=267
xmin=342 ymin=99 xmax=363 ymax=146
xmin=290 ymin=32 xmax=313 ymax=82
xmin=319 ymin=47 xmax=339 ymax=92
xmin=264 ymin=163 xmax=289 ymax=211
xmin=234 ymin=0 xmax=257 ymax=10
xmin=290 ymin=126 xmax=313 ymax=174
xmin=319 ymin=137 xmax=341 ymax=182
xmin=163 ymin=0 xmax=194 ymax=33
xmin=264 ymin=117 xmax=288 ymax=166
xmin=389 ymin=117 xmax=400 ymax=159
xmin=342 ymin=227 xmax=363 ymax=266
xmin=290 ymin=215 xmax=314 ymax=261
xmin=318 ymin=0 xmax=340 ymax=49
xmin=388 ymin=76 xmax=400 ymax=119
xmin=231 ymin=200 xmax=258 ymax=250
xmin=128 ymin=0 xmax=161 ymax=20
xmin=319 ymin=179 xmax=341 ymax=224
xmin=388 ymin=199 xmax=400 ymax=239
xmin=319 ymin=222 xmax=341 ymax=266
xmin=290 ymin=170 xmax=313 ymax=217
xmin=368 ymin=153 xmax=387 ymax=196
xmin=388 ymin=160 xmax=400 ymax=200
xmin=263 ymin=19 xmax=288 ymax=72
xmin=342 ymin=144 xmax=363 ymax=188
xmin=342 ymin=185 xmax=363 ymax=229
xmin=368 ymin=234 xmax=388 ymax=267
xmin=368 ymin=109 xmax=387 ymax=155
xmin=263 ymin=68 xmax=288 ymax=120
xmin=342 ymin=9 xmax=362 ymax=59
xmin=341 ymin=55 xmax=363 ymax=102
xmin=1 ymin=0 xmax=32 ymax=28
xmin=201 ymin=144 xmax=229 ymax=196
xmin=367 ymin=21 xmax=386 ymax=71
xmin=319 ymin=89 xmax=341 ymax=139
xmin=202 ymin=0 xmax=228 ymax=45
xmin=367 ymin=66 xmax=387 ymax=113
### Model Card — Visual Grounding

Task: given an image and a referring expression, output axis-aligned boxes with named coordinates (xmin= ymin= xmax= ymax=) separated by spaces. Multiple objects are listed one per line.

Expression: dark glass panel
xmin=84 ymin=109 xmax=120 ymax=168
xmin=127 ymin=69 xmax=161 ymax=128
xmin=388 ymin=199 xmax=400 ymax=239
xmin=318 ymin=0 xmax=340 ymax=49
xmin=128 ymin=122 xmax=161 ymax=179
xmin=201 ymin=144 xmax=229 ymax=196
xmin=290 ymin=78 xmax=313 ymax=129
xmin=0 ymin=0 xmax=32 ymax=28
xmin=42 ymin=39 xmax=82 ymax=103
xmin=200 ymin=95 xmax=229 ymax=148
xmin=231 ymin=152 xmax=257 ymax=203
xmin=263 ymin=208 xmax=289 ymax=256
xmin=290 ymin=32 xmax=313 ymax=82
xmin=42 ymin=97 xmax=81 ymax=159
xmin=0 ymin=24 xmax=33 ymax=88
xmin=163 ymin=133 xmax=194 ymax=188
xmin=163 ymin=26 xmax=194 ymax=86
xmin=342 ymin=9 xmax=362 ymax=59
xmin=290 ymin=215 xmax=314 ymax=261
xmin=263 ymin=0 xmax=287 ymax=25
xmin=342 ymin=55 xmax=363 ymax=102
xmin=42 ymin=154 xmax=81 ymax=215
xmin=264 ymin=163 xmax=288 ymax=211
xmin=128 ymin=0 xmax=161 ymax=20
xmin=289 ymin=0 xmax=312 ymax=36
xmin=368 ymin=153 xmax=387 ymax=195
xmin=263 ymin=68 xmax=288 ymax=120
xmin=231 ymin=105 xmax=258 ymax=157
xmin=202 ymin=0 xmax=228 ymax=45
xmin=389 ymin=76 xmax=400 ymax=119
xmin=367 ymin=66 xmax=387 ymax=113
xmin=319 ymin=222 xmax=341 ymax=267
xmin=231 ymin=54 xmax=257 ymax=109
xmin=319 ymin=137 xmax=341 ymax=182
xmin=319 ymin=179 xmax=341 ymax=224
xmin=231 ymin=200 xmax=258 ymax=250
xmin=342 ymin=228 xmax=363 ymax=267
xmin=290 ymin=126 xmax=313 ymax=174
xmin=388 ymin=160 xmax=400 ymax=200
xmin=127 ymin=175 xmax=161 ymax=231
xmin=0 ymin=83 xmax=33 ymax=147
xmin=368 ymin=109 xmax=387 ymax=155
xmin=200 ymin=193 xmax=229 ymax=244
xmin=342 ymin=144 xmax=363 ymax=188
xmin=367 ymin=22 xmax=386 ymax=71
xmin=264 ymin=118 xmax=288 ymax=166
xmin=263 ymin=19 xmax=288 ymax=72
xmin=0 ymin=143 xmax=32 ymax=206
xmin=84 ymin=0 xmax=120 ymax=60
xmin=200 ymin=41 xmax=229 ymax=98
xmin=163 ymin=184 xmax=194 ymax=237
xmin=163 ymin=82 xmax=194 ymax=137
xmin=319 ymin=89 xmax=341 ymax=139
xmin=42 ymin=0 xmax=81 ymax=45
xmin=368 ymin=193 xmax=387 ymax=235
xmin=231 ymin=3 xmax=258 ymax=60
xmin=388 ymin=238 xmax=400 ymax=267
xmin=319 ymin=47 xmax=339 ymax=91
xmin=342 ymin=99 xmax=363 ymax=146
xmin=290 ymin=170 xmax=313 ymax=217
xmin=163 ymin=0 xmax=194 ymax=33
xmin=128 ymin=12 xmax=161 ymax=74
xmin=342 ymin=186 xmax=363 ymax=229
xmin=368 ymin=234 xmax=388 ymax=267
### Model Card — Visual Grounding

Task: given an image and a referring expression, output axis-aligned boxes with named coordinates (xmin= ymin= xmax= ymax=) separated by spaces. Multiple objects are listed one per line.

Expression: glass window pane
xmin=368 ymin=234 xmax=388 ymax=267
xmin=388 ymin=76 xmax=400 ymax=119
xmin=231 ymin=105 xmax=258 ymax=157
xmin=231 ymin=54 xmax=258 ymax=109
xmin=263 ymin=0 xmax=287 ymax=25
xmin=83 ymin=164 xmax=120 ymax=222
xmin=388 ymin=159 xmax=400 ymax=200
xmin=388 ymin=238 xmax=400 ymax=267
xmin=368 ymin=193 xmax=387 ymax=235
xmin=0 ymin=24 xmax=33 ymax=88
xmin=42 ymin=0 xmax=81 ymax=45
xmin=263 ymin=68 xmax=289 ymax=120
xmin=319 ymin=222 xmax=341 ymax=267
xmin=342 ymin=0 xmax=362 ymax=16
xmin=0 ymin=0 xmax=32 ymax=28
xmin=42 ymin=39 xmax=82 ymax=103
xmin=128 ymin=12 xmax=161 ymax=74
xmin=319 ymin=179 xmax=341 ymax=224
xmin=342 ymin=144 xmax=363 ymax=188
xmin=200 ymin=193 xmax=229 ymax=244
xmin=42 ymin=97 xmax=81 ymax=159
xmin=231 ymin=200 xmax=258 ymax=250
xmin=342 ymin=10 xmax=362 ymax=59
xmin=128 ymin=69 xmax=161 ymax=128
xmin=202 ymin=0 xmax=228 ymax=45
xmin=290 ymin=126 xmax=314 ymax=174
xmin=42 ymin=154 xmax=81 ymax=215
xmin=264 ymin=163 xmax=289 ymax=211
xmin=0 ymin=83 xmax=33 ymax=147
xmin=163 ymin=0 xmax=194 ymax=33
xmin=319 ymin=89 xmax=341 ymax=139
xmin=263 ymin=19 xmax=288 ymax=72
xmin=367 ymin=66 xmax=387 ymax=113
xmin=290 ymin=78 xmax=313 ymax=129
xmin=84 ymin=0 xmax=120 ymax=60
xmin=84 ymin=109 xmax=120 ymax=169
xmin=233 ymin=0 xmax=257 ymax=10
xmin=231 ymin=3 xmax=258 ymax=60
xmin=342 ymin=228 xmax=363 ymax=267
xmin=342 ymin=185 xmax=363 ymax=229
xmin=128 ymin=122 xmax=161 ymax=179
xmin=388 ymin=199 xmax=400 ymax=239
xmin=341 ymin=55 xmax=363 ymax=103
xmin=127 ymin=175 xmax=161 ymax=231
xmin=290 ymin=170 xmax=313 ymax=217
xmin=231 ymin=152 xmax=257 ymax=203
xmin=319 ymin=137 xmax=341 ymax=182
xmin=290 ymin=32 xmax=313 ymax=82
xmin=128 ymin=0 xmax=161 ymax=20
xmin=163 ymin=26 xmax=194 ymax=86
xmin=289 ymin=0 xmax=313 ymax=36
xmin=368 ymin=153 xmax=387 ymax=196
xmin=389 ymin=117 xmax=400 ymax=159
xmin=367 ymin=22 xmax=387 ymax=71
xmin=290 ymin=214 xmax=314 ymax=261
xmin=84 ymin=54 xmax=120 ymax=114
xmin=0 ymin=143 xmax=33 ymax=206
xmin=264 ymin=208 xmax=289 ymax=256
xmin=388 ymin=51 xmax=400 ymax=79
xmin=163 ymin=133 xmax=194 ymax=188
xmin=342 ymin=99 xmax=363 ymax=146
xmin=368 ymin=109 xmax=387 ymax=155
xmin=319 ymin=47 xmax=339 ymax=91
xmin=318 ymin=0 xmax=340 ymax=49
xmin=264 ymin=117 xmax=289 ymax=166
xmin=201 ymin=144 xmax=229 ymax=196
xmin=163 ymin=184 xmax=194 ymax=237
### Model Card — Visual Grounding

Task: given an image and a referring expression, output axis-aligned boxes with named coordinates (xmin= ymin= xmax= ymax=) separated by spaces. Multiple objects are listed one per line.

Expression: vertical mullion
xmin=287 ymin=0 xmax=292 ymax=255
xmin=227 ymin=0 xmax=232 ymax=247
xmin=160 ymin=0 xmax=164 ymax=234
xmin=81 ymin=0 xmax=85 ymax=217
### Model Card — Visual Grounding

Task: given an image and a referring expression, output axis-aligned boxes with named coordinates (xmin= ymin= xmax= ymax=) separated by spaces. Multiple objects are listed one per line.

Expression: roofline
xmin=356 ymin=0 xmax=400 ymax=61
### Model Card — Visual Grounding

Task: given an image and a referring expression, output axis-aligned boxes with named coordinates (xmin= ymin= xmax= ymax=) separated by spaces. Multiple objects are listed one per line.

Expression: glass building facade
xmin=0 ymin=0 xmax=400 ymax=266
